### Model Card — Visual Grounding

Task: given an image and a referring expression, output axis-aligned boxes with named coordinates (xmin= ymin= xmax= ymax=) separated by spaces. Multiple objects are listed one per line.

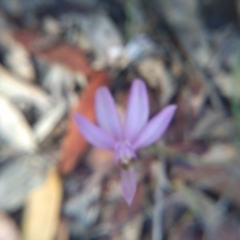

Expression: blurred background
xmin=0 ymin=0 xmax=240 ymax=239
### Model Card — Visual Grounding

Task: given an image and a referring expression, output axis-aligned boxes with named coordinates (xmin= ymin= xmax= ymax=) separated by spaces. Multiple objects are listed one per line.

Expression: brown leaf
xmin=59 ymin=71 xmax=110 ymax=174
xmin=22 ymin=168 xmax=62 ymax=240
xmin=11 ymin=29 xmax=43 ymax=55
xmin=38 ymin=44 xmax=92 ymax=76
xmin=12 ymin=29 xmax=92 ymax=75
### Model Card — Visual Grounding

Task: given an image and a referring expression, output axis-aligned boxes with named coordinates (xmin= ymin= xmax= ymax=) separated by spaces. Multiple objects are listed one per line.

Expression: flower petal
xmin=133 ymin=105 xmax=177 ymax=150
xmin=95 ymin=87 xmax=123 ymax=140
xmin=121 ymin=167 xmax=137 ymax=205
xmin=74 ymin=113 xmax=114 ymax=150
xmin=124 ymin=79 xmax=149 ymax=142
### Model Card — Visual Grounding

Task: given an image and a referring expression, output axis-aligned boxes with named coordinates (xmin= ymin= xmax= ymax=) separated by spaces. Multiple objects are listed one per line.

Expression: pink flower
xmin=74 ymin=79 xmax=177 ymax=205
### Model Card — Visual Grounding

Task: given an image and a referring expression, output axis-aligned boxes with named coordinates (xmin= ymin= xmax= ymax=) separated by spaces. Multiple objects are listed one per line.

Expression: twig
xmin=152 ymin=155 xmax=170 ymax=240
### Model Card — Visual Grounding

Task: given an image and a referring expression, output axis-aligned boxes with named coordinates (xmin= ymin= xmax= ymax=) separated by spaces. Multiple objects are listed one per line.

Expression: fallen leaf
xmin=0 ymin=64 xmax=51 ymax=113
xmin=11 ymin=29 xmax=43 ymax=55
xmin=38 ymin=44 xmax=92 ymax=76
xmin=12 ymin=29 xmax=92 ymax=76
xmin=0 ymin=33 xmax=35 ymax=81
xmin=59 ymin=71 xmax=110 ymax=174
xmin=22 ymin=168 xmax=62 ymax=240
xmin=0 ymin=95 xmax=36 ymax=153
xmin=137 ymin=57 xmax=176 ymax=105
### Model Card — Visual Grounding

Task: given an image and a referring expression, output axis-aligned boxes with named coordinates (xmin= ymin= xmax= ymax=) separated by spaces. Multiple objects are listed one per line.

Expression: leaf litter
xmin=0 ymin=0 xmax=240 ymax=239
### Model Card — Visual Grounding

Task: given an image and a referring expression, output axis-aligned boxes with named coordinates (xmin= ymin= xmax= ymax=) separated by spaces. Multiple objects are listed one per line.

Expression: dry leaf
xmin=22 ymin=168 xmax=62 ymax=240
xmin=0 ymin=95 xmax=36 ymax=152
xmin=12 ymin=29 xmax=92 ymax=76
xmin=38 ymin=44 xmax=92 ymax=76
xmin=0 ymin=33 xmax=35 ymax=81
xmin=137 ymin=57 xmax=176 ymax=105
xmin=59 ymin=71 xmax=110 ymax=174
xmin=0 ymin=65 xmax=50 ymax=113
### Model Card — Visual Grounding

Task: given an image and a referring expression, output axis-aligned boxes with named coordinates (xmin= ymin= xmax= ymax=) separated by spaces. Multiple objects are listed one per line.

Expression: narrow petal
xmin=121 ymin=166 xmax=137 ymax=205
xmin=95 ymin=87 xmax=123 ymax=140
xmin=133 ymin=105 xmax=177 ymax=150
xmin=124 ymin=79 xmax=149 ymax=142
xmin=74 ymin=113 xmax=114 ymax=150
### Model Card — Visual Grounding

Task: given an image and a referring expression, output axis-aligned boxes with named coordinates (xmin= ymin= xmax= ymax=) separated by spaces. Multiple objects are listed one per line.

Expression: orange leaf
xmin=59 ymin=71 xmax=110 ymax=174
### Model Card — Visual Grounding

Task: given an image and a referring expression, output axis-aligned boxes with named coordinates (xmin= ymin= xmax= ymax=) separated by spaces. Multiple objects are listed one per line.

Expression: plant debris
xmin=0 ymin=0 xmax=240 ymax=239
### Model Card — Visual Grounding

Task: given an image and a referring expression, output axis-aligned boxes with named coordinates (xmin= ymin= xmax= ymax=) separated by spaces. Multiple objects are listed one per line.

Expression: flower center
xmin=114 ymin=141 xmax=136 ymax=166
